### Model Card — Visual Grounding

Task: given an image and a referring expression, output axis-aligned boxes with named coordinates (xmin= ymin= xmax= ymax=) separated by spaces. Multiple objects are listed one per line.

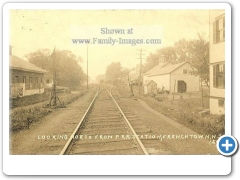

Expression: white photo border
xmin=3 ymin=2 xmax=231 ymax=175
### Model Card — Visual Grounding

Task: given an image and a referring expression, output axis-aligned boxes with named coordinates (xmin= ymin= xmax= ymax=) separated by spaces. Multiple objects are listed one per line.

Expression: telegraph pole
xmin=87 ymin=43 xmax=89 ymax=90
xmin=45 ymin=46 xmax=65 ymax=108
xmin=52 ymin=46 xmax=57 ymax=106
xmin=136 ymin=49 xmax=145 ymax=95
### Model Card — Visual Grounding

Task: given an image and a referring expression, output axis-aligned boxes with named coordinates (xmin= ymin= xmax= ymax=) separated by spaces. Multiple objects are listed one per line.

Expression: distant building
xmin=9 ymin=46 xmax=46 ymax=98
xmin=209 ymin=10 xmax=225 ymax=114
xmin=143 ymin=80 xmax=157 ymax=95
xmin=143 ymin=61 xmax=199 ymax=93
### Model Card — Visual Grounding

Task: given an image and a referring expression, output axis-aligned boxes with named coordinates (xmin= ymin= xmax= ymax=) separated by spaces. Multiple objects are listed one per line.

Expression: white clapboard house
xmin=143 ymin=61 xmax=199 ymax=94
xmin=209 ymin=10 xmax=225 ymax=114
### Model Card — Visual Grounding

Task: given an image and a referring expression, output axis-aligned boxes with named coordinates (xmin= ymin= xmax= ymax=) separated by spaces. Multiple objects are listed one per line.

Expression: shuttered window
xmin=23 ymin=76 xmax=26 ymax=83
xmin=223 ymin=17 xmax=225 ymax=39
xmin=213 ymin=64 xmax=225 ymax=89
xmin=213 ymin=65 xmax=216 ymax=87
xmin=213 ymin=21 xmax=216 ymax=43
xmin=15 ymin=76 xmax=19 ymax=83
xmin=213 ymin=16 xmax=225 ymax=43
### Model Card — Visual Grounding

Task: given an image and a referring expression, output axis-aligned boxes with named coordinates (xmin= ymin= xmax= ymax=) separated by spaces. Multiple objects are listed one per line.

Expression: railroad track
xmin=60 ymin=86 xmax=149 ymax=155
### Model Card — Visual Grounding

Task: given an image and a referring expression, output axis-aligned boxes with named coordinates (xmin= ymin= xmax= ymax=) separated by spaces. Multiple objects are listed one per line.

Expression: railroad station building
xmin=9 ymin=47 xmax=46 ymax=98
xmin=209 ymin=10 xmax=225 ymax=114
xmin=143 ymin=61 xmax=199 ymax=94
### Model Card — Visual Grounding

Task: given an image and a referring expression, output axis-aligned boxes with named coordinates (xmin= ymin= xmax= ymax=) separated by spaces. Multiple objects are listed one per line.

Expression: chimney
xmin=9 ymin=45 xmax=13 ymax=55
xmin=159 ymin=55 xmax=165 ymax=64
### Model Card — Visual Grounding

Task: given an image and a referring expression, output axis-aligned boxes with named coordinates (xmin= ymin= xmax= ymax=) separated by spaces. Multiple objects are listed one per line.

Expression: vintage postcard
xmin=3 ymin=3 xmax=232 ymax=175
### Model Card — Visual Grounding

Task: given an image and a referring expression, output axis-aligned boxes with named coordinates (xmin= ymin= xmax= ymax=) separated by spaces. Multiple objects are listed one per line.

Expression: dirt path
xmin=10 ymin=88 xmax=97 ymax=155
xmin=115 ymin=88 xmax=219 ymax=155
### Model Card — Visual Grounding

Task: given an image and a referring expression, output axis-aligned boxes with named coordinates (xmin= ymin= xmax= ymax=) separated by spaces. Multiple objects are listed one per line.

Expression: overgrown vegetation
xmin=116 ymin=83 xmax=224 ymax=136
xmin=10 ymin=93 xmax=50 ymax=109
xmin=10 ymin=91 xmax=88 ymax=132
xmin=137 ymin=94 xmax=224 ymax=136
xmin=10 ymin=107 xmax=52 ymax=131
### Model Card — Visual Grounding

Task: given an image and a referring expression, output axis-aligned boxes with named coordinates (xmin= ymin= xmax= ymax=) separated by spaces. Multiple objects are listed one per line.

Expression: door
xmin=178 ymin=81 xmax=186 ymax=93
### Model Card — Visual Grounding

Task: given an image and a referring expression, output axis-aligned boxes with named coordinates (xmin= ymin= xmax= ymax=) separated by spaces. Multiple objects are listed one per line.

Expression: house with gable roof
xmin=9 ymin=46 xmax=46 ymax=98
xmin=143 ymin=61 xmax=200 ymax=93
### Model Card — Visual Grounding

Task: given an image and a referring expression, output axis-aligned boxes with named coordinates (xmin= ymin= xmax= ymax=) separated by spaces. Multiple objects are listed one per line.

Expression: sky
xmin=10 ymin=10 xmax=210 ymax=82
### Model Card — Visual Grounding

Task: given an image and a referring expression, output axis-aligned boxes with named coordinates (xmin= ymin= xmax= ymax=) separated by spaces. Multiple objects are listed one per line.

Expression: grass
xmin=10 ymin=107 xmax=52 ymax=131
xmin=10 ymin=85 xmax=90 ymax=109
xmin=9 ymin=88 xmax=91 ymax=132
xmin=139 ymin=93 xmax=224 ymax=136
xmin=117 ymin=83 xmax=224 ymax=136
xmin=10 ymin=93 xmax=50 ymax=109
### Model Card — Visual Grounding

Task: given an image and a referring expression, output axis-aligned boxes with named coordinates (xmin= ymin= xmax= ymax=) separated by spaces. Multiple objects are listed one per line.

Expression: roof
xmin=144 ymin=80 xmax=157 ymax=86
xmin=147 ymin=62 xmax=192 ymax=77
xmin=143 ymin=62 xmax=171 ymax=76
xmin=10 ymin=55 xmax=46 ymax=73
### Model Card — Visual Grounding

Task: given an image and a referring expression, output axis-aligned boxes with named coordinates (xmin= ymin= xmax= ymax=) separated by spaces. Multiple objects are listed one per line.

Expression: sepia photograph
xmin=8 ymin=7 xmax=226 ymax=156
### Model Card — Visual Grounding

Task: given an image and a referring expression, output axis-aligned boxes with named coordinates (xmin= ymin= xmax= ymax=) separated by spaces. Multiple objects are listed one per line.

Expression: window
xmin=213 ymin=64 xmax=225 ymax=89
xmin=15 ymin=76 xmax=19 ymax=83
xmin=36 ymin=77 xmax=38 ymax=83
xmin=41 ymin=77 xmax=43 ymax=83
xmin=213 ymin=16 xmax=225 ymax=43
xmin=46 ymin=79 xmax=50 ymax=83
xmin=218 ymin=99 xmax=225 ymax=107
xmin=23 ymin=76 xmax=26 ymax=83
xmin=30 ymin=77 xmax=32 ymax=83
xmin=183 ymin=69 xmax=188 ymax=74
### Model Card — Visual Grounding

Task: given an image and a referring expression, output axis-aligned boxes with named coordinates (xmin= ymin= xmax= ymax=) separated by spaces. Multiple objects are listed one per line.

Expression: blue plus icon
xmin=217 ymin=135 xmax=238 ymax=156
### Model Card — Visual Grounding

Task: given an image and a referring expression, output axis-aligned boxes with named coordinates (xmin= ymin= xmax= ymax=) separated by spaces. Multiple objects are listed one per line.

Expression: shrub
xmin=155 ymin=95 xmax=168 ymax=102
xmin=9 ymin=91 xmax=88 ymax=132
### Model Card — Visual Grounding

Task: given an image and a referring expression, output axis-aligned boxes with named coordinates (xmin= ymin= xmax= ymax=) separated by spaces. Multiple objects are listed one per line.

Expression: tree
xmin=142 ymin=46 xmax=177 ymax=73
xmin=121 ymin=67 xmax=130 ymax=78
xmin=105 ymin=62 xmax=122 ymax=82
xmin=187 ymin=36 xmax=209 ymax=86
xmin=26 ymin=49 xmax=86 ymax=87
xmin=25 ymin=49 xmax=52 ymax=71
xmin=143 ymin=35 xmax=209 ymax=85
xmin=142 ymin=53 xmax=160 ymax=73
xmin=172 ymin=36 xmax=209 ymax=85
xmin=96 ymin=74 xmax=105 ymax=83
xmin=55 ymin=50 xmax=86 ymax=87
xmin=174 ymin=39 xmax=191 ymax=63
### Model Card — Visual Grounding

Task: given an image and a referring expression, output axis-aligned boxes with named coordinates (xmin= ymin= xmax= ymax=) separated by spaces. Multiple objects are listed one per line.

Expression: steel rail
xmin=59 ymin=87 xmax=100 ymax=155
xmin=107 ymin=88 xmax=149 ymax=155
